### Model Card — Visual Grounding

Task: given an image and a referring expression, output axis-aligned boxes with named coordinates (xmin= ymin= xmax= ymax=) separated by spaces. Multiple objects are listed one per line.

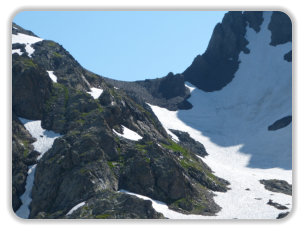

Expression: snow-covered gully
xmin=15 ymin=118 xmax=60 ymax=219
xmin=146 ymin=12 xmax=292 ymax=219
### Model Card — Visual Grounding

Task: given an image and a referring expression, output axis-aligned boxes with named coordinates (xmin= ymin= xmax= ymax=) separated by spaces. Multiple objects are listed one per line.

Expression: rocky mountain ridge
xmin=12 ymin=21 xmax=229 ymax=219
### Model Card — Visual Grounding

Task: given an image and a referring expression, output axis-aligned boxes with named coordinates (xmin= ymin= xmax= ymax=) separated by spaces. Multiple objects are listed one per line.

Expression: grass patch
xmin=46 ymin=41 xmax=57 ymax=47
xmin=23 ymin=148 xmax=30 ymax=158
xmin=79 ymin=168 xmax=88 ymax=175
xmin=144 ymin=157 xmax=151 ymax=164
xmin=76 ymin=119 xmax=85 ymax=126
xmin=53 ymin=52 xmax=63 ymax=58
xmin=95 ymin=214 xmax=111 ymax=219
xmin=161 ymin=140 xmax=188 ymax=157
xmin=107 ymin=161 xmax=115 ymax=169
xmin=135 ymin=144 xmax=148 ymax=154
xmin=23 ymin=58 xmax=37 ymax=68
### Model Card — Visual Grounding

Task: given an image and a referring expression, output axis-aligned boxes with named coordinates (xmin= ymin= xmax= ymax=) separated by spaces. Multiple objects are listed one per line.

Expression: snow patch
xmin=113 ymin=125 xmax=142 ymax=141
xmin=12 ymin=33 xmax=43 ymax=57
xmin=87 ymin=87 xmax=103 ymax=99
xmin=15 ymin=118 xmax=60 ymax=219
xmin=66 ymin=202 xmax=86 ymax=216
xmin=185 ymin=83 xmax=195 ymax=93
xmin=12 ymin=49 xmax=23 ymax=55
xmin=46 ymin=71 xmax=57 ymax=83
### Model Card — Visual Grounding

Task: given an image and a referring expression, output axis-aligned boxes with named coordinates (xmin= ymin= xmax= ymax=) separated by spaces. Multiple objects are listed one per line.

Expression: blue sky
xmin=13 ymin=11 xmax=226 ymax=81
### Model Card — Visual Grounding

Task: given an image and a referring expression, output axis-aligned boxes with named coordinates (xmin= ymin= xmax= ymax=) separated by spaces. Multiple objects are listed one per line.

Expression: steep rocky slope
xmin=12 ymin=22 xmax=229 ymax=219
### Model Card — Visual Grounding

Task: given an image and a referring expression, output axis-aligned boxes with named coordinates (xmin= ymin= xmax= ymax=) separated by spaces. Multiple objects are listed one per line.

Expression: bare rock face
xmin=260 ymin=179 xmax=292 ymax=196
xmin=104 ymin=72 xmax=192 ymax=111
xmin=37 ymin=190 xmax=164 ymax=219
xmin=268 ymin=11 xmax=292 ymax=46
xmin=268 ymin=116 xmax=292 ymax=131
xmin=169 ymin=129 xmax=208 ymax=157
xmin=12 ymin=55 xmax=53 ymax=120
xmin=267 ymin=199 xmax=288 ymax=210
xmin=183 ymin=11 xmax=260 ymax=92
xmin=277 ymin=212 xmax=289 ymax=219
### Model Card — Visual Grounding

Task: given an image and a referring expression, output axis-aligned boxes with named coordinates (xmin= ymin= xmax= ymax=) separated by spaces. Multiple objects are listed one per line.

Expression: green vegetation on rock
xmin=95 ymin=214 xmax=111 ymax=219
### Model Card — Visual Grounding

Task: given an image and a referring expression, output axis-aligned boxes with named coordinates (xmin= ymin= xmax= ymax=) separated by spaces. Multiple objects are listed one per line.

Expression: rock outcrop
xmin=268 ymin=116 xmax=292 ymax=131
xmin=104 ymin=72 xmax=192 ymax=111
xmin=260 ymin=179 xmax=292 ymax=196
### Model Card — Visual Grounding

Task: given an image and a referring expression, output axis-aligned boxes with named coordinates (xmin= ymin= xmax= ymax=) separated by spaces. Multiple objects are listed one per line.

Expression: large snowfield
xmin=15 ymin=119 xmax=60 ymax=219
xmin=147 ymin=12 xmax=292 ymax=219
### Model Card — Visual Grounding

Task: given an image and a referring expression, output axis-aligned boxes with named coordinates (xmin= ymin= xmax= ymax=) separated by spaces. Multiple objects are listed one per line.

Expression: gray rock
xmin=268 ymin=12 xmax=292 ymax=46
xmin=260 ymin=179 xmax=292 ymax=196
xmin=277 ymin=212 xmax=289 ymax=219
xmin=268 ymin=116 xmax=292 ymax=131
xmin=267 ymin=199 xmax=288 ymax=210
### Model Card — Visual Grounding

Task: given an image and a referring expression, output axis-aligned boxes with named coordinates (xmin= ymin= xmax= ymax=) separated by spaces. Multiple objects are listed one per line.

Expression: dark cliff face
xmin=268 ymin=11 xmax=292 ymax=46
xmin=183 ymin=11 xmax=264 ymax=92
xmin=12 ymin=55 xmax=53 ymax=120
xmin=183 ymin=11 xmax=292 ymax=92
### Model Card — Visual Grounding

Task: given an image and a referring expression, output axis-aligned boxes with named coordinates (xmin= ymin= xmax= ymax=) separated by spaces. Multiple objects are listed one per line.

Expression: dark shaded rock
xmin=284 ymin=50 xmax=292 ymax=62
xmin=183 ymin=11 xmax=254 ymax=92
xmin=169 ymin=129 xmax=208 ymax=157
xmin=99 ymin=89 xmax=113 ymax=106
xmin=42 ymin=82 xmax=101 ymax=134
xmin=268 ymin=11 xmax=292 ymax=46
xmin=277 ymin=212 xmax=289 ymax=219
xmin=243 ymin=11 xmax=264 ymax=32
xmin=268 ymin=115 xmax=292 ymax=131
xmin=30 ymin=39 xmax=106 ymax=92
xmin=104 ymin=73 xmax=192 ymax=111
xmin=119 ymin=144 xmax=188 ymax=203
xmin=29 ymin=130 xmax=119 ymax=218
xmin=12 ymin=114 xmax=36 ymax=212
xmin=12 ymin=22 xmax=38 ymax=37
xmin=12 ymin=43 xmax=26 ymax=54
xmin=65 ymin=190 xmax=164 ymax=219
xmin=139 ymin=73 xmax=187 ymax=100
xmin=267 ymin=199 xmax=288 ymax=210
xmin=12 ymin=55 xmax=53 ymax=120
xmin=23 ymin=150 xmax=40 ymax=166
xmin=260 ymin=179 xmax=292 ymax=195
xmin=118 ymin=140 xmax=229 ymax=215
